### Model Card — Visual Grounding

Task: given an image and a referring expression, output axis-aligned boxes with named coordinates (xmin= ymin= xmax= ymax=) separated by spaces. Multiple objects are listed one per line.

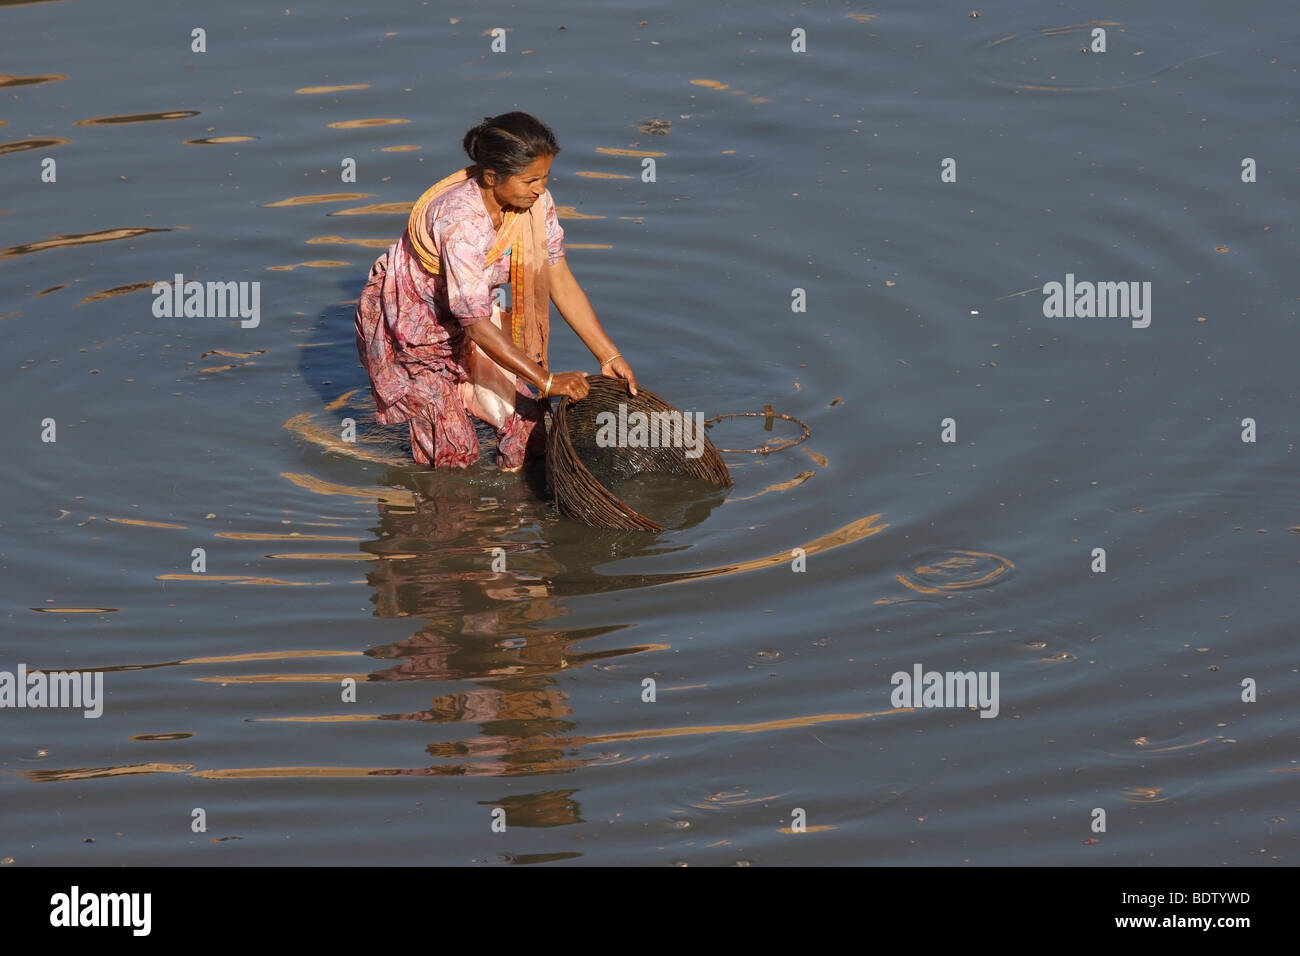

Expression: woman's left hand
xmin=601 ymin=355 xmax=637 ymax=396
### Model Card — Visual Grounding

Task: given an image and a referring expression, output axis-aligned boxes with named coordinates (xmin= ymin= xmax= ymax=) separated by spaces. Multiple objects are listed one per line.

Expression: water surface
xmin=1 ymin=0 xmax=1296 ymax=865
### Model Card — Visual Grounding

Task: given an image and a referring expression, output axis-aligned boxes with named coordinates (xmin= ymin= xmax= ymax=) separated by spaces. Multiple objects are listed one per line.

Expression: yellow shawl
xmin=405 ymin=165 xmax=550 ymax=370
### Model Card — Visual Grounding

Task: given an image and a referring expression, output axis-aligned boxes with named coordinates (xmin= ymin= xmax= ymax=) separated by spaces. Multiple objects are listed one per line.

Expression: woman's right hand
xmin=546 ymin=371 xmax=590 ymax=401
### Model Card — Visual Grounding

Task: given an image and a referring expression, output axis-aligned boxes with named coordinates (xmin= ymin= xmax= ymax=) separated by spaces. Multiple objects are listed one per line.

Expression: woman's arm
xmin=464 ymin=319 xmax=589 ymax=401
xmin=548 ymin=257 xmax=637 ymax=394
xmin=438 ymin=213 xmax=588 ymax=400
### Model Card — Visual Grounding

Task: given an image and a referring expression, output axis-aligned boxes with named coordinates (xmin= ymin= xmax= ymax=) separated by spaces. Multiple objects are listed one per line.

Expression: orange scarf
xmin=405 ymin=165 xmax=550 ymax=370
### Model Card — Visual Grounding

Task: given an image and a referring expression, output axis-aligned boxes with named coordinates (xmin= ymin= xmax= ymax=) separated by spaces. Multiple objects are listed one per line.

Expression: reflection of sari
xmin=354 ymin=166 xmax=564 ymax=470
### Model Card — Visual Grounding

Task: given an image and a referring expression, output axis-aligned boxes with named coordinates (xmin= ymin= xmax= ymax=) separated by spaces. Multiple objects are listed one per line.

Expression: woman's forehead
xmin=515 ymin=155 xmax=553 ymax=177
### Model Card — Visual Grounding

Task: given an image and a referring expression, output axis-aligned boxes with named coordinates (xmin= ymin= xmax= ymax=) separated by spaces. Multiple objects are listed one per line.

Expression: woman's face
xmin=488 ymin=154 xmax=553 ymax=211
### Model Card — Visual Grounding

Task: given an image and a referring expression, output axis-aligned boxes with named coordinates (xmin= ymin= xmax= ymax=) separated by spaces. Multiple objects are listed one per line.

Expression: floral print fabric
xmin=354 ymin=177 xmax=565 ymax=469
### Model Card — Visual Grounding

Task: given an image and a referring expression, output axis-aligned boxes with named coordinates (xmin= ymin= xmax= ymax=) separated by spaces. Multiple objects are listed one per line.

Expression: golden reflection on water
xmin=184 ymin=136 xmax=256 ymax=145
xmin=0 ymin=73 xmax=66 ymax=87
xmin=323 ymin=388 xmax=359 ymax=411
xmin=329 ymin=201 xmax=413 ymax=216
xmin=3 ymin=226 xmax=169 ymax=260
xmin=157 ymin=575 xmax=327 ymax=586
xmin=106 ymin=517 xmax=186 ymax=530
xmin=31 ymin=606 xmax=119 ymax=613
xmin=595 ymin=147 xmax=666 ymax=158
xmin=36 ymin=650 xmax=365 ymax=680
xmin=263 ymin=193 xmax=373 ymax=208
xmin=282 ymin=472 xmax=416 ymax=506
xmin=326 ymin=118 xmax=409 ymax=129
xmin=575 ymin=708 xmax=907 ymax=746
xmin=295 ymin=84 xmax=370 ymax=94
xmin=1036 ymin=21 xmax=1122 ymax=38
xmin=184 ymin=650 xmax=362 ymax=665
xmin=631 ymin=513 xmax=888 ymax=588
xmin=24 ymin=706 xmax=909 ymax=783
xmin=307 ymin=235 xmax=394 ymax=248
xmin=267 ymin=260 xmax=351 ymax=271
xmin=215 ymin=532 xmax=363 ymax=541
xmin=75 ymin=110 xmax=198 ymax=126
xmin=690 ymin=77 xmax=770 ymax=104
xmin=728 ymin=469 xmax=814 ymax=501
xmin=554 ymin=205 xmax=604 ymax=220
xmin=284 ymin=421 xmax=408 ymax=466
xmin=199 ymin=362 xmax=255 ymax=374
xmin=25 ymin=763 xmax=194 ymax=783
xmin=263 ymin=551 xmax=419 ymax=561
xmin=195 ymin=673 xmax=366 ymax=684
xmin=78 ymin=280 xmax=156 ymax=304
xmin=0 ymin=137 xmax=70 ymax=156
xmin=283 ymin=405 xmax=417 ymax=465
xmin=191 ymin=766 xmax=383 ymax=779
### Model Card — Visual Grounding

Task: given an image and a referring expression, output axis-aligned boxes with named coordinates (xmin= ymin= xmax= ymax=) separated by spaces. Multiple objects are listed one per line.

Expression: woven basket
xmin=547 ymin=375 xmax=731 ymax=531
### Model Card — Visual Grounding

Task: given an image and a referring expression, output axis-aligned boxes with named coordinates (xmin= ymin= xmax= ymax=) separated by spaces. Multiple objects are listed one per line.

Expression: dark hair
xmin=463 ymin=111 xmax=560 ymax=180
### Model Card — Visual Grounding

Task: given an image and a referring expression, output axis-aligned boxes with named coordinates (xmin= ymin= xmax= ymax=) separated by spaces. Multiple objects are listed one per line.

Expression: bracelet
xmin=600 ymin=351 xmax=622 ymax=367
xmin=542 ymin=373 xmax=554 ymax=397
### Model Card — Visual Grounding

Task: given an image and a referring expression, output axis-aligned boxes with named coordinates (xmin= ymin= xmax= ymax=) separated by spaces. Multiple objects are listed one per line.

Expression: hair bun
xmin=462 ymin=112 xmax=559 ymax=174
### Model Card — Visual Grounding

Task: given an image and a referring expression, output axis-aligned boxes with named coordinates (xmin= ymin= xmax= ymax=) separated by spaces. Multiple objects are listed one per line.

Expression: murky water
xmin=2 ymin=0 xmax=1296 ymax=865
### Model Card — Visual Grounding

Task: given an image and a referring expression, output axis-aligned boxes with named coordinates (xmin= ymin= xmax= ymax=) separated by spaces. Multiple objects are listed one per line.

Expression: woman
xmin=354 ymin=111 xmax=637 ymax=472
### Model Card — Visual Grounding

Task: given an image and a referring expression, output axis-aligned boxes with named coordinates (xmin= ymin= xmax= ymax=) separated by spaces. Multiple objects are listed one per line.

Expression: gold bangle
xmin=542 ymin=373 xmax=554 ymax=397
xmin=600 ymin=351 xmax=621 ymax=367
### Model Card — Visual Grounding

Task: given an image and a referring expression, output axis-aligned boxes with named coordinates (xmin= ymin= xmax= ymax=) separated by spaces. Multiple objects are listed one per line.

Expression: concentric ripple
xmin=894 ymin=548 xmax=1014 ymax=595
xmin=968 ymin=21 xmax=1222 ymax=93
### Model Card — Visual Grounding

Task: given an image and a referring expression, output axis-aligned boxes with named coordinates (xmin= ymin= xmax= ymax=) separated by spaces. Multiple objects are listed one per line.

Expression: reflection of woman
xmin=354 ymin=111 xmax=637 ymax=472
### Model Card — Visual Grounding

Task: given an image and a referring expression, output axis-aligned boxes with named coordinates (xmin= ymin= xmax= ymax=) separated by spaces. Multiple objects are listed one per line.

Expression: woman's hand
xmin=546 ymin=371 xmax=590 ymax=401
xmin=601 ymin=356 xmax=638 ymax=396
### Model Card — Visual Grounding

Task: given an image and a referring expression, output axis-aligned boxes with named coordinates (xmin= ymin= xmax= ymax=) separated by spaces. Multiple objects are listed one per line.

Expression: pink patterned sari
xmin=353 ymin=172 xmax=565 ymax=470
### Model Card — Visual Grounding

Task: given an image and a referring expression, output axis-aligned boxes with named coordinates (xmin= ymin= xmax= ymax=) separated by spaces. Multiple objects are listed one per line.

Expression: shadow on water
xmin=298 ymin=273 xmax=377 ymax=411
